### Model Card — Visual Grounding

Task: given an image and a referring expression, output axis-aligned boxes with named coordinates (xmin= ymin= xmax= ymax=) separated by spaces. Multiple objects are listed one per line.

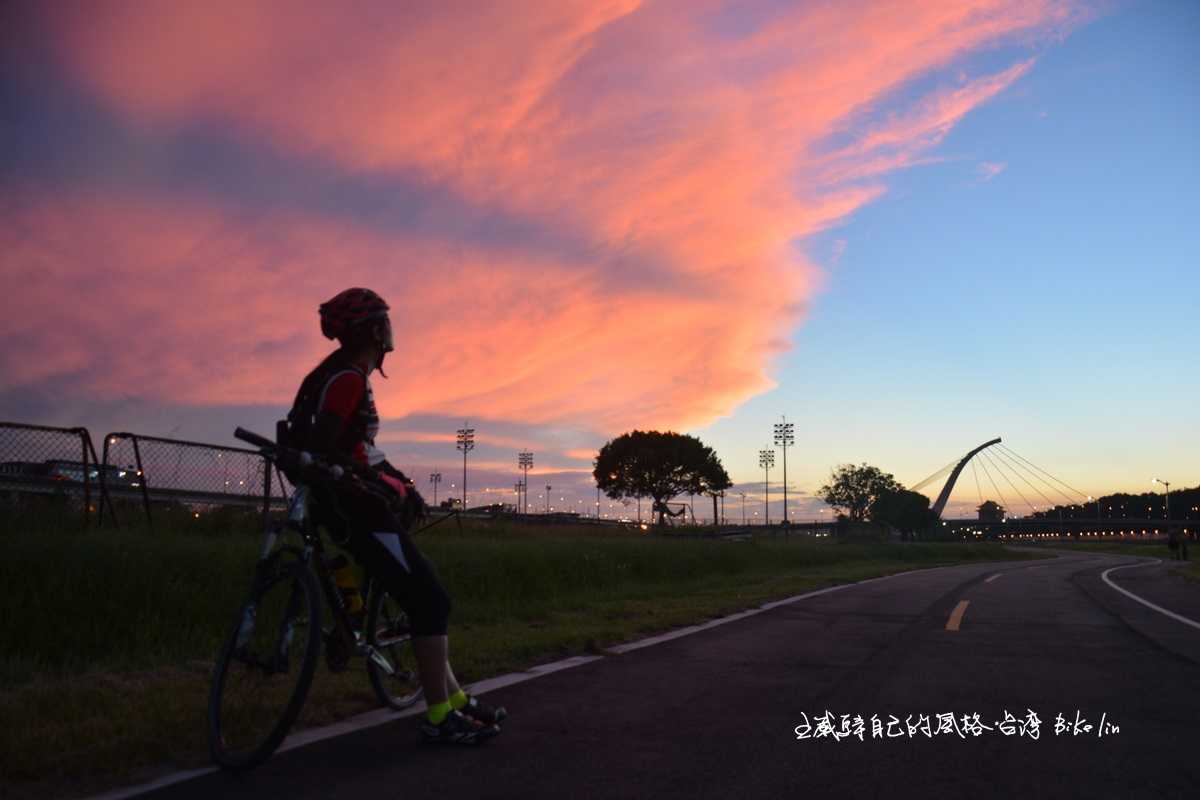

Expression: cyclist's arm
xmin=307 ymin=372 xmax=373 ymax=476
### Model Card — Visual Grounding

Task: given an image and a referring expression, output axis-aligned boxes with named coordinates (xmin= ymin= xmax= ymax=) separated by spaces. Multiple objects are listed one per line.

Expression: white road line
xmin=984 ymin=573 xmax=1002 ymax=583
xmin=83 ymin=560 xmax=1010 ymax=800
xmin=84 ymin=767 xmax=219 ymax=800
xmin=1101 ymin=560 xmax=1200 ymax=631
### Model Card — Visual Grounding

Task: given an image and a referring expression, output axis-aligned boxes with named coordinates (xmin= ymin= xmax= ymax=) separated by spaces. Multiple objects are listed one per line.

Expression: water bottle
xmin=324 ymin=554 xmax=363 ymax=616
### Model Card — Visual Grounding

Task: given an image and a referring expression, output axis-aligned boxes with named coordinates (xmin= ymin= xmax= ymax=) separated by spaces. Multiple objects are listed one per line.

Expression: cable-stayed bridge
xmin=911 ymin=437 xmax=1193 ymax=540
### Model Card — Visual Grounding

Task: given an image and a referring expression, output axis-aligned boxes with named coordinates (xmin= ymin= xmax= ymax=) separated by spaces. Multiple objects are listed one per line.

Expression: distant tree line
xmin=1031 ymin=486 xmax=1200 ymax=522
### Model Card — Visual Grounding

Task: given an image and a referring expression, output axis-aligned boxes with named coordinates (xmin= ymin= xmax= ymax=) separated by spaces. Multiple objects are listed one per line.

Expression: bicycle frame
xmin=260 ymin=480 xmax=403 ymax=676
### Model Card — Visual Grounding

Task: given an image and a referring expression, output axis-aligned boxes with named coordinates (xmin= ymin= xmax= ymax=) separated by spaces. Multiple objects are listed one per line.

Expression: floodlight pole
xmin=456 ymin=423 xmax=475 ymax=511
xmin=519 ymin=451 xmax=533 ymax=515
xmin=758 ymin=448 xmax=774 ymax=526
xmin=773 ymin=416 xmax=795 ymax=525
xmin=429 ymin=472 xmax=442 ymax=507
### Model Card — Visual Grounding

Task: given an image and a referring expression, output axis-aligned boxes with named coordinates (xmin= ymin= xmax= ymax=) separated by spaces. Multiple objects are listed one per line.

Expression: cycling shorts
xmin=313 ymin=481 xmax=451 ymax=636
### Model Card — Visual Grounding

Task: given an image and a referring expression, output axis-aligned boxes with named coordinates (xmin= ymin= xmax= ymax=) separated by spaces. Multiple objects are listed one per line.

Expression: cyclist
xmin=284 ymin=287 xmax=507 ymax=744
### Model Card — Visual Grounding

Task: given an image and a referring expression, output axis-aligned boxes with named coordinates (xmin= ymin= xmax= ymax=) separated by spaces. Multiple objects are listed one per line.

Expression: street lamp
xmin=1152 ymin=478 xmax=1171 ymax=522
xmin=456 ymin=423 xmax=475 ymax=511
xmin=518 ymin=451 xmax=533 ymax=515
xmin=773 ymin=417 xmax=794 ymax=524
xmin=429 ymin=472 xmax=442 ymax=507
xmin=545 ymin=484 xmax=552 ymax=514
xmin=758 ymin=448 xmax=775 ymax=526
xmin=738 ymin=491 xmax=747 ymax=526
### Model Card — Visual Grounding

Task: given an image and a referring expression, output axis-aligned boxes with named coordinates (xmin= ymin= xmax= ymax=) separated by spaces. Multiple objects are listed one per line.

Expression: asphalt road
xmin=138 ymin=552 xmax=1200 ymax=800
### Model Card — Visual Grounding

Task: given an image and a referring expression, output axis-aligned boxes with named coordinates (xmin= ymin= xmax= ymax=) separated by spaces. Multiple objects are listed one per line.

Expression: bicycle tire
xmin=207 ymin=552 xmax=322 ymax=770
xmin=365 ymin=585 xmax=423 ymax=710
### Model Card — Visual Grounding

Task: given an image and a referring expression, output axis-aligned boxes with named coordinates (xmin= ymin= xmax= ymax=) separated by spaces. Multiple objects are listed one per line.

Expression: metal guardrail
xmin=99 ymin=432 xmax=291 ymax=530
xmin=0 ymin=421 xmax=108 ymax=527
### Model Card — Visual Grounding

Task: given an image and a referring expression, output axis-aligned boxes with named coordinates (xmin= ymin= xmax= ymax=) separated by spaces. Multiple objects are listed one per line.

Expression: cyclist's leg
xmin=342 ymin=525 xmax=455 ymax=701
xmin=328 ymin=485 xmax=485 ymax=720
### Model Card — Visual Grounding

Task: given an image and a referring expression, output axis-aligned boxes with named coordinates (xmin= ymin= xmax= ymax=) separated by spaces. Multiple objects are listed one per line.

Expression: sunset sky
xmin=2 ymin=1 xmax=1196 ymax=520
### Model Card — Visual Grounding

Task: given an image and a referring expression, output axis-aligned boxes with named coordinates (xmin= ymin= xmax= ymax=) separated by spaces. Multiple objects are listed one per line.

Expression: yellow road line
xmin=984 ymin=573 xmax=1002 ymax=583
xmin=946 ymin=600 xmax=970 ymax=631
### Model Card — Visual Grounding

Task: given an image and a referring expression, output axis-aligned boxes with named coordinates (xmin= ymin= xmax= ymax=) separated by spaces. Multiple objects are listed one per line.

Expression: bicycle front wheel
xmin=365 ymin=586 xmax=423 ymax=709
xmin=208 ymin=552 xmax=322 ymax=769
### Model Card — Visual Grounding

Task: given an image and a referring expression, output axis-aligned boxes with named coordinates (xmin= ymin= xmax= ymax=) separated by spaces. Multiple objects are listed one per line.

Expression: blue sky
xmin=696 ymin=0 xmax=1199 ymax=516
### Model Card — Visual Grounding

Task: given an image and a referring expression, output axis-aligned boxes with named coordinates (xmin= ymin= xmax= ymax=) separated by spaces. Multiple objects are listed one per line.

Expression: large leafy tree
xmin=594 ymin=430 xmax=731 ymax=526
xmin=870 ymin=488 xmax=934 ymax=535
xmin=819 ymin=463 xmax=902 ymax=522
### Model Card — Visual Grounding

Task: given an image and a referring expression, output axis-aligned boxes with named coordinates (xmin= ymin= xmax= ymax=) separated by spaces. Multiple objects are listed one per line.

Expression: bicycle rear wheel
xmin=208 ymin=551 xmax=322 ymax=769
xmin=365 ymin=586 xmax=423 ymax=709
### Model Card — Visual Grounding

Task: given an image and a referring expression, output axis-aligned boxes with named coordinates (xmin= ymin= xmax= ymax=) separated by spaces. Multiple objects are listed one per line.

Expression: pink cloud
xmin=977 ymin=161 xmax=1008 ymax=181
xmin=5 ymin=1 xmax=1092 ymax=439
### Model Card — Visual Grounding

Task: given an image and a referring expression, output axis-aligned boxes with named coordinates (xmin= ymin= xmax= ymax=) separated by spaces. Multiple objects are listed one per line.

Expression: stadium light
xmin=456 ymin=423 xmax=475 ymax=510
xmin=518 ymin=451 xmax=533 ymax=515
xmin=758 ymin=448 xmax=775 ymax=525
xmin=773 ymin=416 xmax=795 ymax=524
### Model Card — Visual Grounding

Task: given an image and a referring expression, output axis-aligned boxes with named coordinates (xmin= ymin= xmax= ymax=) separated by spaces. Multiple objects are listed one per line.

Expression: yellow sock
xmin=427 ymin=700 xmax=452 ymax=725
xmin=448 ymin=689 xmax=469 ymax=710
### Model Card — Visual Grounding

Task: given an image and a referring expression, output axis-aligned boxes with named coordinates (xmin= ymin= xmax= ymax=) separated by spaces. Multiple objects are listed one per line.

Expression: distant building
xmin=977 ymin=500 xmax=1005 ymax=522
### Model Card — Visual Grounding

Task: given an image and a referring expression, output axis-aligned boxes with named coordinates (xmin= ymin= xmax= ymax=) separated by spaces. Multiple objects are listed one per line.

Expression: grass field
xmin=0 ymin=513 xmax=1043 ymax=797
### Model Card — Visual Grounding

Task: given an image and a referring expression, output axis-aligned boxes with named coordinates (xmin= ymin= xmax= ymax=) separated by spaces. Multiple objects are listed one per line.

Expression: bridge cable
xmin=909 ymin=457 xmax=959 ymax=494
xmin=1000 ymin=453 xmax=1079 ymax=508
xmin=974 ymin=453 xmax=1011 ymax=516
xmin=993 ymin=444 xmax=1081 ymax=506
xmin=989 ymin=448 xmax=1063 ymax=510
xmin=980 ymin=450 xmax=1037 ymax=516
xmin=996 ymin=444 xmax=1089 ymax=502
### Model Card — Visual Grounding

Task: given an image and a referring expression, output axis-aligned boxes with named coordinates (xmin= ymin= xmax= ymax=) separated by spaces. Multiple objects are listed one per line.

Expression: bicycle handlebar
xmin=234 ymin=426 xmax=433 ymax=525
xmin=233 ymin=427 xmax=347 ymax=481
xmin=234 ymin=427 xmax=276 ymax=450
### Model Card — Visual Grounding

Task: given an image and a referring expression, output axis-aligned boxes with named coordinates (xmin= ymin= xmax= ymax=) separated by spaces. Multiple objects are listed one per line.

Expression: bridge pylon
xmin=929 ymin=437 xmax=1001 ymax=519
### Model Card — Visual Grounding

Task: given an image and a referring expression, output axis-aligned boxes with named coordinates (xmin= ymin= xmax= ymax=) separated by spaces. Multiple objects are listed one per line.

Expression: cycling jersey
xmin=287 ymin=349 xmax=385 ymax=466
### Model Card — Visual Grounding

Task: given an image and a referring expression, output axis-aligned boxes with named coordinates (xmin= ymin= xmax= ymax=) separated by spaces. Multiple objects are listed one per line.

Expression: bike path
xmin=132 ymin=553 xmax=1200 ymax=800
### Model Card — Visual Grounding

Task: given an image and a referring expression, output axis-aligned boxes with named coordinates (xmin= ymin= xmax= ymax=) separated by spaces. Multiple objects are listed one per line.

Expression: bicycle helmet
xmin=319 ymin=288 xmax=390 ymax=341
xmin=318 ymin=288 xmax=394 ymax=375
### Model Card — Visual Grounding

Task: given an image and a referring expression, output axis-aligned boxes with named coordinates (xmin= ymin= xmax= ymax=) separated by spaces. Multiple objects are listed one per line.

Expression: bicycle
xmin=207 ymin=427 xmax=424 ymax=770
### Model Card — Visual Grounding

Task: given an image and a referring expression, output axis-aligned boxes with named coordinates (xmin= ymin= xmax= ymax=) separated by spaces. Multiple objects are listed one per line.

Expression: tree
xmin=871 ymin=488 xmax=935 ymax=537
xmin=594 ymin=430 xmax=731 ymax=527
xmin=819 ymin=463 xmax=902 ymax=522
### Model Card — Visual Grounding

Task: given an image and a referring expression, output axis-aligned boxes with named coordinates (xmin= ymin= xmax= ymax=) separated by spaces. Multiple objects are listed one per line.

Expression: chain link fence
xmin=0 ymin=421 xmax=107 ymax=527
xmin=99 ymin=432 xmax=292 ymax=530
